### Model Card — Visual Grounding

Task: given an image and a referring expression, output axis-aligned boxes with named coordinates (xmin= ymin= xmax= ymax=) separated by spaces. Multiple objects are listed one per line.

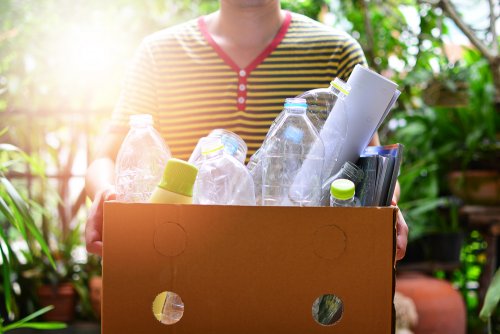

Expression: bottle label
xmin=283 ymin=126 xmax=303 ymax=144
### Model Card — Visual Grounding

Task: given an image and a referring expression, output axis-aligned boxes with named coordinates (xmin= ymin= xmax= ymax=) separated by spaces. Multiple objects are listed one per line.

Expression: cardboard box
xmin=103 ymin=203 xmax=396 ymax=333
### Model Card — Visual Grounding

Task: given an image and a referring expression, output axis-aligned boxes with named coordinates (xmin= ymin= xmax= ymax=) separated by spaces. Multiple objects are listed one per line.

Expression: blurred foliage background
xmin=0 ymin=0 xmax=499 ymax=332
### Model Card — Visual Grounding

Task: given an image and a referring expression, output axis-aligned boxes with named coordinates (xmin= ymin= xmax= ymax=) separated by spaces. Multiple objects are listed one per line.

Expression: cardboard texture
xmin=103 ymin=203 xmax=396 ymax=333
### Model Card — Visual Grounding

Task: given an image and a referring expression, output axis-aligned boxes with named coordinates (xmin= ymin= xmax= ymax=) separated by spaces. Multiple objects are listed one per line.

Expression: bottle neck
xmin=329 ymin=86 xmax=347 ymax=100
xmin=284 ymin=107 xmax=307 ymax=115
xmin=331 ymin=197 xmax=355 ymax=207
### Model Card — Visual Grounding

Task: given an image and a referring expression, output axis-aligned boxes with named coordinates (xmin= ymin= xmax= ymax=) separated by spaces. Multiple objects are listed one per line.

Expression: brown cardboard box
xmin=103 ymin=203 xmax=396 ymax=333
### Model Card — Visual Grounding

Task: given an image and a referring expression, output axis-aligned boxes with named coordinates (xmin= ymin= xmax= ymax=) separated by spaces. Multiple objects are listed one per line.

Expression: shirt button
xmin=239 ymin=84 xmax=246 ymax=91
xmin=238 ymin=97 xmax=245 ymax=104
xmin=239 ymin=70 xmax=246 ymax=77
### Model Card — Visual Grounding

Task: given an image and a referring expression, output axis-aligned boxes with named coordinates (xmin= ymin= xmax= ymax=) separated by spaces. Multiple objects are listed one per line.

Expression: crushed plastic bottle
xmin=189 ymin=129 xmax=247 ymax=168
xmin=115 ymin=114 xmax=171 ymax=202
xmin=261 ymin=98 xmax=324 ymax=206
xmin=193 ymin=137 xmax=255 ymax=205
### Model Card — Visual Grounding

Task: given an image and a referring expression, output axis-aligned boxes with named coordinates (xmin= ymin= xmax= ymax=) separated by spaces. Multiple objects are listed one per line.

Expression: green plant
xmin=0 ymin=128 xmax=65 ymax=331
xmin=480 ymin=268 xmax=500 ymax=334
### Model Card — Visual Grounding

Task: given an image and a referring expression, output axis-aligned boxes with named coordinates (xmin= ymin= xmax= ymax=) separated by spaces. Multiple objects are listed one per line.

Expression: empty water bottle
xmin=261 ymin=98 xmax=324 ymax=206
xmin=193 ymin=137 xmax=255 ymax=205
xmin=189 ymin=129 xmax=247 ymax=168
xmin=115 ymin=114 xmax=171 ymax=202
xmin=320 ymin=161 xmax=364 ymax=206
xmin=298 ymin=79 xmax=351 ymax=131
xmin=330 ymin=179 xmax=360 ymax=207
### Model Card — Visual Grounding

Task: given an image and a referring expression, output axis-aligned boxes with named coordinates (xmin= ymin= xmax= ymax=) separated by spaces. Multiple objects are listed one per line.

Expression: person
xmin=85 ymin=0 xmax=408 ymax=260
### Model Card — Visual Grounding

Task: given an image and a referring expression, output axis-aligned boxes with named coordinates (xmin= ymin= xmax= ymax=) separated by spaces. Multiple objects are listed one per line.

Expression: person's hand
xmin=86 ymin=187 xmax=116 ymax=256
xmin=392 ymin=197 xmax=408 ymax=262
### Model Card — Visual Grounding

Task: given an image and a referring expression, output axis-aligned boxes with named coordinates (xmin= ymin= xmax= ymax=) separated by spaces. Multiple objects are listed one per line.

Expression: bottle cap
xmin=330 ymin=178 xmax=355 ymax=200
xmin=330 ymin=78 xmax=351 ymax=97
xmin=158 ymin=158 xmax=198 ymax=197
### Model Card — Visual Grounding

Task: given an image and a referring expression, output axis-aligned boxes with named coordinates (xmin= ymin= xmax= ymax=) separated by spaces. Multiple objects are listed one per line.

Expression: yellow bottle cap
xmin=158 ymin=158 xmax=198 ymax=197
xmin=330 ymin=178 xmax=355 ymax=200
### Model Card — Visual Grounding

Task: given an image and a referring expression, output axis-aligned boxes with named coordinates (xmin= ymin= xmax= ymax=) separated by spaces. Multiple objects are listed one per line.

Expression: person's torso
xmin=142 ymin=12 xmax=364 ymax=160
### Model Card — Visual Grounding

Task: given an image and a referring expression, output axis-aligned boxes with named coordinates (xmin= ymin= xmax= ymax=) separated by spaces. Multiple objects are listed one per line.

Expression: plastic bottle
xmin=252 ymin=79 xmax=350 ymax=205
xmin=149 ymin=158 xmax=198 ymax=204
xmin=115 ymin=114 xmax=171 ymax=202
xmin=261 ymin=98 xmax=324 ymax=206
xmin=330 ymin=179 xmax=360 ymax=207
xmin=193 ymin=137 xmax=255 ymax=205
xmin=320 ymin=161 xmax=364 ymax=206
xmin=267 ymin=78 xmax=351 ymax=135
xmin=189 ymin=129 xmax=247 ymax=168
xmin=247 ymin=147 xmax=263 ymax=205
xmin=298 ymin=78 xmax=351 ymax=131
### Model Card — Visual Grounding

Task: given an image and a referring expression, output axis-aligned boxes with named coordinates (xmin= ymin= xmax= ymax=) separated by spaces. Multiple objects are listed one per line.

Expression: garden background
xmin=0 ymin=0 xmax=499 ymax=333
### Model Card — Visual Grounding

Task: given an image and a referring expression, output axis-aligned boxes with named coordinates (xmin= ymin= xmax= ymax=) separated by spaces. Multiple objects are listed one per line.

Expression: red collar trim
xmin=198 ymin=11 xmax=292 ymax=74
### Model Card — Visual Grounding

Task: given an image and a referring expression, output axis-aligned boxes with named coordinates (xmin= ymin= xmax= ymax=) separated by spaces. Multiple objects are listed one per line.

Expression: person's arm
xmin=85 ymin=132 xmax=125 ymax=256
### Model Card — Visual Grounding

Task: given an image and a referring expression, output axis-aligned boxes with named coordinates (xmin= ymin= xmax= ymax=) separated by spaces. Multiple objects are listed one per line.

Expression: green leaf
xmin=0 ymin=177 xmax=29 ymax=238
xmin=0 ymin=144 xmax=21 ymax=153
xmin=24 ymin=219 xmax=56 ymax=269
xmin=0 ymin=177 xmax=55 ymax=268
xmin=480 ymin=268 xmax=500 ymax=321
xmin=2 ymin=306 xmax=66 ymax=331
xmin=4 ymin=322 xmax=66 ymax=330
xmin=0 ymin=244 xmax=13 ymax=315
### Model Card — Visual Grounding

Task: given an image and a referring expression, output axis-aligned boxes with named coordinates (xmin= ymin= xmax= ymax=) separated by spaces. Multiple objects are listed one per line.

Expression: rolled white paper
xmin=330 ymin=65 xmax=399 ymax=175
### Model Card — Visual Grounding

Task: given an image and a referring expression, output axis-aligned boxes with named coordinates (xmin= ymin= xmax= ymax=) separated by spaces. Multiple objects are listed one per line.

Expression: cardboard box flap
xmin=103 ymin=203 xmax=396 ymax=333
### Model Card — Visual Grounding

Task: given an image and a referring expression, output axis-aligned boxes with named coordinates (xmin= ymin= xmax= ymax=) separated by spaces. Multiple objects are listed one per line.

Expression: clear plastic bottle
xmin=320 ymin=161 xmax=364 ymax=206
xmin=189 ymin=129 xmax=247 ymax=168
xmin=115 ymin=114 xmax=171 ymax=202
xmin=251 ymin=78 xmax=350 ymax=204
xmin=149 ymin=158 xmax=198 ymax=204
xmin=330 ymin=179 xmax=360 ymax=207
xmin=261 ymin=98 xmax=325 ymax=206
xmin=247 ymin=147 xmax=263 ymax=205
xmin=298 ymin=78 xmax=351 ymax=131
xmin=193 ymin=137 xmax=255 ymax=205
xmin=267 ymin=78 xmax=351 ymax=135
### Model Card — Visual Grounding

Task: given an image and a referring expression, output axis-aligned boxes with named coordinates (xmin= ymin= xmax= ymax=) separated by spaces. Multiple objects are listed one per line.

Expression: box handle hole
xmin=152 ymin=291 xmax=184 ymax=325
xmin=312 ymin=294 xmax=344 ymax=326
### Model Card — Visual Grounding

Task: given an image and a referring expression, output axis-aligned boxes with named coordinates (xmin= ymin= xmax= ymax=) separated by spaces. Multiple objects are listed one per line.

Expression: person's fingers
xmin=395 ymin=209 xmax=408 ymax=261
xmin=86 ymin=188 xmax=115 ymax=256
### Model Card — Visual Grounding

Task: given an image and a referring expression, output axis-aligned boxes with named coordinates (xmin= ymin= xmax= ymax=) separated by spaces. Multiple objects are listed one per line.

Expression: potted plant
xmin=441 ymin=49 xmax=499 ymax=206
xmin=391 ymin=47 xmax=498 ymax=265
xmin=29 ymin=220 xmax=92 ymax=323
xmin=86 ymin=255 xmax=103 ymax=319
xmin=0 ymin=128 xmax=66 ymax=332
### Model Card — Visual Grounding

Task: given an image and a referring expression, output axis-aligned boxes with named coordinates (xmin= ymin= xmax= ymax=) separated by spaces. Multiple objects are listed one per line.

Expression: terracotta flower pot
xmin=37 ymin=282 xmax=76 ymax=322
xmin=396 ymin=272 xmax=466 ymax=334
xmin=89 ymin=276 xmax=102 ymax=319
xmin=448 ymin=170 xmax=500 ymax=206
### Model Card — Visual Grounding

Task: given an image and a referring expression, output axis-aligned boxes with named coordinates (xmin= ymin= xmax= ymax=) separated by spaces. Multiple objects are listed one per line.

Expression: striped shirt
xmin=111 ymin=11 xmax=367 ymax=160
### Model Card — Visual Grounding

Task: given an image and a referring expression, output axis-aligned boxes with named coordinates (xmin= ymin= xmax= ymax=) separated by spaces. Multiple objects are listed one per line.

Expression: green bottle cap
xmin=330 ymin=179 xmax=355 ymax=200
xmin=158 ymin=158 xmax=198 ymax=197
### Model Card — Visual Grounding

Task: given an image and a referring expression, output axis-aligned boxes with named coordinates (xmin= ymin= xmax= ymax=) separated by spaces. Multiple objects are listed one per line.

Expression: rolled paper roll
xmin=330 ymin=65 xmax=400 ymax=176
